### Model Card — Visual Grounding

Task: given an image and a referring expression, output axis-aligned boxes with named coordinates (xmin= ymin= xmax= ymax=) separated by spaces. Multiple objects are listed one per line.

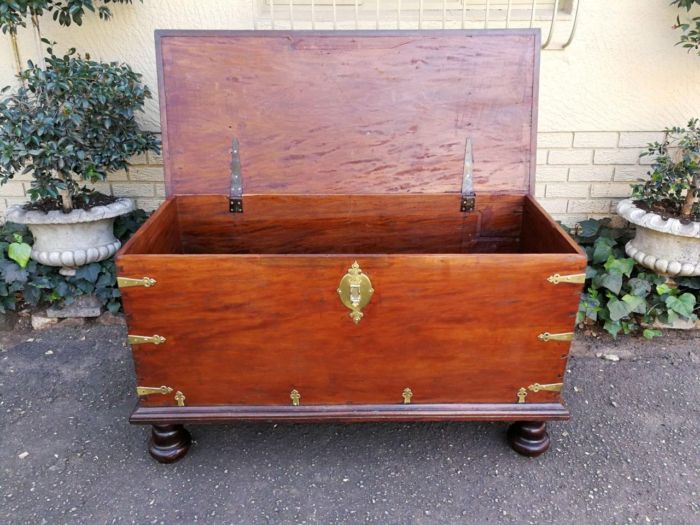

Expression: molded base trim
xmin=130 ymin=402 xmax=569 ymax=425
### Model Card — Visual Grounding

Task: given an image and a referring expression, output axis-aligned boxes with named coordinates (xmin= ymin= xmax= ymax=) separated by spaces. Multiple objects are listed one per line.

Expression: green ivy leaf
xmin=576 ymin=219 xmax=603 ymax=238
xmin=622 ymin=294 xmax=647 ymax=315
xmin=592 ymin=237 xmax=616 ymax=264
xmin=656 ymin=283 xmax=675 ymax=296
xmin=0 ymin=260 xmax=28 ymax=284
xmin=643 ymin=328 xmax=663 ymax=340
xmin=666 ymin=293 xmax=696 ymax=318
xmin=608 ymin=297 xmax=633 ymax=321
xmin=604 ymin=256 xmax=635 ymax=277
xmin=598 ymin=270 xmax=623 ymax=295
xmin=603 ymin=319 xmax=622 ymax=338
xmin=8 ymin=240 xmax=31 ymax=268
xmin=628 ymin=278 xmax=652 ymax=297
xmin=74 ymin=263 xmax=101 ymax=283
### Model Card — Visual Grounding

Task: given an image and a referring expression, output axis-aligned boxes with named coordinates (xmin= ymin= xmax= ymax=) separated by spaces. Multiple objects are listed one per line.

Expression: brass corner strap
xmin=538 ymin=332 xmax=574 ymax=342
xmin=136 ymin=385 xmax=186 ymax=406
xmin=117 ymin=276 xmax=157 ymax=288
xmin=547 ymin=273 xmax=586 ymax=285
xmin=516 ymin=382 xmax=563 ymax=403
xmin=128 ymin=334 xmax=166 ymax=345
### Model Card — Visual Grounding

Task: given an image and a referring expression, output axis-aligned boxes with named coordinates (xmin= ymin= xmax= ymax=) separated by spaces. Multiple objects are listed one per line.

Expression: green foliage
xmin=567 ymin=218 xmax=699 ymax=338
xmin=8 ymin=233 xmax=31 ymax=267
xmin=632 ymin=119 xmax=700 ymax=221
xmin=0 ymin=1 xmax=136 ymax=34
xmin=0 ymin=208 xmax=148 ymax=314
xmin=671 ymin=0 xmax=700 ymax=54
xmin=0 ymin=44 xmax=159 ymax=210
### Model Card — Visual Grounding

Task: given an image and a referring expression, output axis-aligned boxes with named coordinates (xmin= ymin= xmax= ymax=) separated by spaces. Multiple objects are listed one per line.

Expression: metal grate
xmin=252 ymin=0 xmax=581 ymax=49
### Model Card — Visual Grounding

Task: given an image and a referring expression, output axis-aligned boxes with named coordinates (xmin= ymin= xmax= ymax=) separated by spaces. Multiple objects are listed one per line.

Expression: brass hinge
xmin=516 ymin=382 xmax=564 ymax=403
xmin=127 ymin=334 xmax=166 ymax=345
xmin=117 ymin=276 xmax=157 ymax=288
xmin=538 ymin=332 xmax=574 ymax=342
xmin=136 ymin=385 xmax=186 ymax=406
xmin=547 ymin=273 xmax=586 ymax=285
xmin=229 ymin=137 xmax=243 ymax=213
xmin=460 ymin=138 xmax=477 ymax=212
xmin=402 ymin=387 xmax=413 ymax=404
xmin=136 ymin=385 xmax=173 ymax=397
xmin=290 ymin=389 xmax=301 ymax=406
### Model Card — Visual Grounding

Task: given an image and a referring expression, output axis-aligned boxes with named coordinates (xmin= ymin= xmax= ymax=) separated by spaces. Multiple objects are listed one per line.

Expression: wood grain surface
xmin=120 ymin=195 xmax=577 ymax=256
xmin=117 ymin=246 xmax=585 ymax=407
xmin=175 ymin=194 xmax=522 ymax=254
xmin=156 ymin=30 xmax=539 ymax=197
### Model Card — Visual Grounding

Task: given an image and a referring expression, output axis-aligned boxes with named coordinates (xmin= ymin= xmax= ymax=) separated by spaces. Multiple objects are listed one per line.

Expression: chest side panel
xmin=157 ymin=30 xmax=538 ymax=196
xmin=119 ymin=253 xmax=584 ymax=407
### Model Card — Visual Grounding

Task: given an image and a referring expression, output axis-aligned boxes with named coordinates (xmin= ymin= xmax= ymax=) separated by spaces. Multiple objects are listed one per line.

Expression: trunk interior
xmin=119 ymin=194 xmax=582 ymax=257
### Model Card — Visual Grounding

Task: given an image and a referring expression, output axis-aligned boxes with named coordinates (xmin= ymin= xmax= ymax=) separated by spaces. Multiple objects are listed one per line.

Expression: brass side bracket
xmin=538 ymin=332 xmax=574 ymax=342
xmin=402 ymin=387 xmax=413 ymax=404
xmin=547 ymin=273 xmax=586 ymax=285
xmin=517 ymin=382 xmax=563 ymax=403
xmin=290 ymin=389 xmax=301 ymax=406
xmin=136 ymin=385 xmax=185 ymax=406
xmin=136 ymin=385 xmax=173 ymax=397
xmin=117 ymin=276 xmax=157 ymax=288
xmin=528 ymin=382 xmax=563 ymax=393
xmin=128 ymin=334 xmax=166 ymax=345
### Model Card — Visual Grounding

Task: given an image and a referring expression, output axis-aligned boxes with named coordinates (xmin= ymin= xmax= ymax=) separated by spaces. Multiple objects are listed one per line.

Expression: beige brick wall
xmin=1 ymin=131 xmax=660 ymax=227
xmin=535 ymin=131 xmax=662 ymax=226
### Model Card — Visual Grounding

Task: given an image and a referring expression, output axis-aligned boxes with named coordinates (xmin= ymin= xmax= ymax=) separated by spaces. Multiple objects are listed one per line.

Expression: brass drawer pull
xmin=337 ymin=261 xmax=374 ymax=324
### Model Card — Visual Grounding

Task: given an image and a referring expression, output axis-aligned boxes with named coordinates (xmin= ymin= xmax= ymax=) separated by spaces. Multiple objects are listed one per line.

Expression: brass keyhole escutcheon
xmin=337 ymin=261 xmax=374 ymax=324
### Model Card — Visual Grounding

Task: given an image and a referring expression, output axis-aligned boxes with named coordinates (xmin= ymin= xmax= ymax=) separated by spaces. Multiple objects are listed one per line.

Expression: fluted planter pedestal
xmin=5 ymin=198 xmax=134 ymax=275
xmin=616 ymin=199 xmax=700 ymax=277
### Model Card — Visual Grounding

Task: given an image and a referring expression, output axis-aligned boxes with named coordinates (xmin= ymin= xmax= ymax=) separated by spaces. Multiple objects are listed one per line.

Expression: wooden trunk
xmin=116 ymin=30 xmax=586 ymax=461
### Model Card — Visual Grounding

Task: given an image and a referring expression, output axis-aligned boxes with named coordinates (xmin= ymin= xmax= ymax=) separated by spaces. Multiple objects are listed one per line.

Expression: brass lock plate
xmin=337 ymin=261 xmax=374 ymax=324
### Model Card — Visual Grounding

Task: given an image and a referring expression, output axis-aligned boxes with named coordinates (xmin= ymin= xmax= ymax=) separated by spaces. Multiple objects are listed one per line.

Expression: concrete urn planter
xmin=616 ymin=199 xmax=700 ymax=277
xmin=5 ymin=198 xmax=134 ymax=275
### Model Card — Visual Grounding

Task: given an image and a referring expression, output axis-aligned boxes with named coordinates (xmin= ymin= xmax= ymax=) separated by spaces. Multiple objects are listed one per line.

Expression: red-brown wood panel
xmin=156 ymin=30 xmax=539 ymax=197
xmin=117 ymin=252 xmax=585 ymax=408
xmin=173 ymin=194 xmax=524 ymax=254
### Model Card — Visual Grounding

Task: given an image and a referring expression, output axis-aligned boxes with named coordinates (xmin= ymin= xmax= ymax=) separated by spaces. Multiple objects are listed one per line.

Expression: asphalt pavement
xmin=1 ymin=322 xmax=698 ymax=524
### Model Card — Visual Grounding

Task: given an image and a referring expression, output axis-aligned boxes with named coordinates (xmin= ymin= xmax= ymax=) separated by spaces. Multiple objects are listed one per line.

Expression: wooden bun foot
xmin=507 ymin=421 xmax=550 ymax=457
xmin=148 ymin=424 xmax=191 ymax=463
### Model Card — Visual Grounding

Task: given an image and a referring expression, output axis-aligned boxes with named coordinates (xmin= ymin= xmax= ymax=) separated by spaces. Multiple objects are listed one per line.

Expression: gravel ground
xmin=0 ymin=323 xmax=698 ymax=525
